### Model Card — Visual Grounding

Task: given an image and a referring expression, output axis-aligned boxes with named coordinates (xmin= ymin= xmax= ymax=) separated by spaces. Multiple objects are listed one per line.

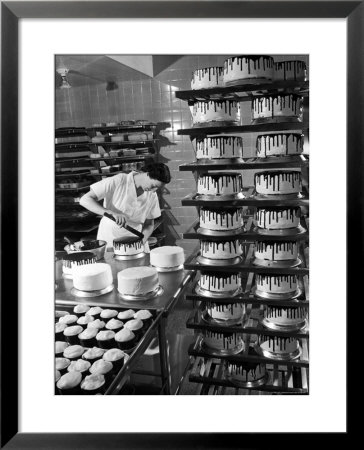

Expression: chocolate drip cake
xmin=274 ymin=60 xmax=307 ymax=82
xmin=199 ymin=271 xmax=241 ymax=293
xmin=254 ymin=170 xmax=302 ymax=195
xmin=263 ymin=305 xmax=307 ymax=330
xmin=254 ymin=241 xmax=298 ymax=262
xmin=252 ymin=94 xmax=303 ymax=123
xmin=197 ymin=172 xmax=243 ymax=197
xmin=202 ymin=329 xmax=244 ymax=355
xmin=200 ymin=207 xmax=243 ymax=232
xmin=256 ymin=207 xmax=301 ymax=230
xmin=191 ymin=66 xmax=224 ymax=90
xmin=258 ymin=335 xmax=300 ymax=359
xmin=224 ymin=55 xmax=274 ymax=85
xmin=227 ymin=346 xmax=267 ymax=387
xmin=200 ymin=239 xmax=242 ymax=261
xmin=113 ymin=236 xmax=144 ymax=256
xmin=195 ymin=136 xmax=243 ymax=160
xmin=255 ymin=274 xmax=298 ymax=295
xmin=256 ymin=133 xmax=304 ymax=158
xmin=62 ymin=252 xmax=97 ymax=276
xmin=191 ymin=100 xmax=240 ymax=125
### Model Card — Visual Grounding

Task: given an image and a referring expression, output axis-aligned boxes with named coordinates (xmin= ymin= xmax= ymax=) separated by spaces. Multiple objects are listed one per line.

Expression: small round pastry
xmin=80 ymin=374 xmax=106 ymax=395
xmin=58 ymin=314 xmax=78 ymax=326
xmin=100 ymin=309 xmax=118 ymax=320
xmin=96 ymin=330 xmax=116 ymax=349
xmin=55 ymin=370 xmax=61 ymax=384
xmin=55 ymin=322 xmax=68 ymax=341
xmin=87 ymin=319 xmax=106 ymax=331
xmin=63 ymin=325 xmax=83 ymax=345
xmin=55 ymin=341 xmax=69 ymax=357
xmin=103 ymin=348 xmax=125 ymax=372
xmin=55 ymin=357 xmax=71 ymax=375
xmin=56 ymin=371 xmax=82 ymax=395
xmin=105 ymin=319 xmax=124 ymax=333
xmin=89 ymin=359 xmax=114 ymax=381
xmin=55 ymin=310 xmax=68 ymax=321
xmin=86 ymin=306 xmax=103 ymax=320
xmin=73 ymin=304 xmax=90 ymax=317
xmin=63 ymin=344 xmax=85 ymax=361
xmin=124 ymin=319 xmax=143 ymax=339
xmin=117 ymin=309 xmax=136 ymax=321
xmin=76 ymin=314 xmax=95 ymax=329
xmin=114 ymin=328 xmax=136 ymax=351
xmin=82 ymin=346 xmax=105 ymax=364
xmin=67 ymin=359 xmax=91 ymax=378
xmin=133 ymin=310 xmax=153 ymax=330
xmin=78 ymin=327 xmax=98 ymax=347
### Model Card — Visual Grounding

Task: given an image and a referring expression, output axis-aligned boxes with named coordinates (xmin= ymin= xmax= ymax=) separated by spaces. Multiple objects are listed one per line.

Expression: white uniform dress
xmin=90 ymin=172 xmax=161 ymax=251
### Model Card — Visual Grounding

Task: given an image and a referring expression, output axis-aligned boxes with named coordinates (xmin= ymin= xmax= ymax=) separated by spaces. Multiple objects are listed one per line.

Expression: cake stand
xmin=151 ymin=264 xmax=184 ymax=272
xmin=254 ymin=342 xmax=302 ymax=361
xmin=113 ymin=252 xmax=146 ymax=261
xmin=194 ymin=284 xmax=243 ymax=299
xmin=252 ymin=257 xmax=302 ymax=268
xmin=225 ymin=78 xmax=272 ymax=87
xmin=255 ymin=224 xmax=306 ymax=236
xmin=192 ymin=120 xmax=240 ymax=128
xmin=117 ymin=285 xmax=164 ymax=301
xmin=200 ymin=339 xmax=245 ymax=357
xmin=253 ymin=192 xmax=304 ymax=201
xmin=197 ymin=226 xmax=245 ymax=237
xmin=261 ymin=316 xmax=308 ymax=332
xmin=252 ymin=116 xmax=303 ymax=125
xmin=252 ymin=286 xmax=302 ymax=300
xmin=195 ymin=157 xmax=244 ymax=165
xmin=226 ymin=371 xmax=270 ymax=389
xmin=71 ymin=283 xmax=114 ymax=298
xmin=201 ymin=310 xmax=246 ymax=328
xmin=197 ymin=255 xmax=242 ymax=266
xmin=196 ymin=192 xmax=245 ymax=201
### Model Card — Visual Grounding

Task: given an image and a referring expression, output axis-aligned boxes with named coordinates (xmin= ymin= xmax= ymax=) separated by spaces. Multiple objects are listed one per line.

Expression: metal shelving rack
xmin=175 ymin=79 xmax=309 ymax=395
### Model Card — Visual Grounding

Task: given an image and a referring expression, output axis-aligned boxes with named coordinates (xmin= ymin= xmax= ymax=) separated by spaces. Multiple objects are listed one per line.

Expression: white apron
xmin=90 ymin=172 xmax=160 ymax=251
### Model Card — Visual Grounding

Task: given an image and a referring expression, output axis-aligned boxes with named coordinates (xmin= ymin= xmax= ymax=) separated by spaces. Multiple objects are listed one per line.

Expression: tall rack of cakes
xmin=176 ymin=56 xmax=309 ymax=394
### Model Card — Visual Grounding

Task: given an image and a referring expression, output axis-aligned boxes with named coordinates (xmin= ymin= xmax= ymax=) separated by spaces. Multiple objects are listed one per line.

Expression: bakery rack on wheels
xmin=55 ymin=122 xmax=166 ymax=247
xmin=175 ymin=80 xmax=309 ymax=395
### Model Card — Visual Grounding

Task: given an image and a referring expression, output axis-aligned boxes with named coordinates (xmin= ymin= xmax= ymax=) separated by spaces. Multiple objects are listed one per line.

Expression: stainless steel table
xmin=55 ymin=250 xmax=194 ymax=394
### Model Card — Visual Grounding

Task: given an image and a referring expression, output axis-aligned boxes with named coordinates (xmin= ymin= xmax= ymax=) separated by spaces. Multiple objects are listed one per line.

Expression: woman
xmin=79 ymin=162 xmax=171 ymax=251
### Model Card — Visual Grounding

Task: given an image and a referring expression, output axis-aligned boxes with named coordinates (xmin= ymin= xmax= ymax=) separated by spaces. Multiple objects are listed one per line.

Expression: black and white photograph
xmin=54 ymin=54 xmax=310 ymax=395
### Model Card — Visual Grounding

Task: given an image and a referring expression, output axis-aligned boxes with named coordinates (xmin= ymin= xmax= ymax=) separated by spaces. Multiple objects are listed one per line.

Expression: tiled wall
xmin=56 ymin=54 xmax=309 ymax=257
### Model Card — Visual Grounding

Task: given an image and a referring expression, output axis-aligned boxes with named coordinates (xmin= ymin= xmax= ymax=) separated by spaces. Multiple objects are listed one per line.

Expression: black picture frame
xmin=1 ymin=1 xmax=358 ymax=448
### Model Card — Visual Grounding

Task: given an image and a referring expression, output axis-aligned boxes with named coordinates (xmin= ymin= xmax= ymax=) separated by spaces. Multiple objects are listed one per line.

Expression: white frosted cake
xmin=252 ymin=94 xmax=303 ymax=123
xmin=274 ymin=60 xmax=307 ymax=82
xmin=191 ymin=100 xmax=240 ymax=125
xmin=191 ymin=66 xmax=224 ymax=89
xmin=255 ymin=274 xmax=298 ymax=295
xmin=117 ymin=266 xmax=158 ymax=296
xmin=197 ymin=173 xmax=243 ymax=197
xmin=202 ymin=330 xmax=243 ymax=353
xmin=206 ymin=302 xmax=245 ymax=322
xmin=200 ymin=207 xmax=243 ymax=231
xmin=256 ymin=133 xmax=304 ymax=158
xmin=62 ymin=252 xmax=97 ymax=276
xmin=224 ymin=55 xmax=274 ymax=85
xmin=72 ymin=263 xmax=113 ymax=291
xmin=254 ymin=171 xmax=301 ymax=195
xmin=259 ymin=335 xmax=300 ymax=355
xmin=113 ymin=236 xmax=144 ymax=256
xmin=200 ymin=239 xmax=242 ymax=260
xmin=264 ymin=305 xmax=307 ymax=328
xmin=254 ymin=241 xmax=298 ymax=261
xmin=227 ymin=346 xmax=266 ymax=383
xmin=150 ymin=246 xmax=185 ymax=268
xmin=199 ymin=272 xmax=241 ymax=293
xmin=256 ymin=207 xmax=301 ymax=230
xmin=195 ymin=136 xmax=243 ymax=160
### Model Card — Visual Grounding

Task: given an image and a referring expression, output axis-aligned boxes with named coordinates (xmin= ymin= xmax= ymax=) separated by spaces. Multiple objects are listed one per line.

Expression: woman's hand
xmin=105 ymin=211 xmax=126 ymax=227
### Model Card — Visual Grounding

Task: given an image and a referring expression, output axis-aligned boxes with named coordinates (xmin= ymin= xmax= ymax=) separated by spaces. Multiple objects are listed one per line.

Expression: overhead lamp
xmin=106 ymin=81 xmax=118 ymax=91
xmin=57 ymin=68 xmax=71 ymax=89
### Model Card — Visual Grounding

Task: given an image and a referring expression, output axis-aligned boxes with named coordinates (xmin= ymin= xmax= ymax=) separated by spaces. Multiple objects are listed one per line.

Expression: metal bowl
xmin=64 ymin=239 xmax=107 ymax=261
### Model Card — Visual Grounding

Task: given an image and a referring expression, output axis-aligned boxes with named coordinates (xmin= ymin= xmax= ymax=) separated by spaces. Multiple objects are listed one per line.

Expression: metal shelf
xmin=177 ymin=121 xmax=308 ymax=137
xmin=179 ymin=155 xmax=309 ymax=171
xmin=87 ymin=123 xmax=156 ymax=133
xmin=89 ymin=139 xmax=157 ymax=147
xmin=55 ymin=153 xmax=155 ymax=163
xmin=175 ymin=80 xmax=309 ymax=103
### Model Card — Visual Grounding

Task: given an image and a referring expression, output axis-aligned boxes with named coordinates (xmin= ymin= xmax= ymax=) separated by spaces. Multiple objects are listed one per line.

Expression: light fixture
xmin=56 ymin=68 xmax=71 ymax=89
xmin=106 ymin=81 xmax=118 ymax=91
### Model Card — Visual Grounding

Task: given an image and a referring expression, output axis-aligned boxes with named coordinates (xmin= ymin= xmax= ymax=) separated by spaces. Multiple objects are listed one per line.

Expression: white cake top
xmin=150 ymin=246 xmax=185 ymax=268
xmin=118 ymin=266 xmax=157 ymax=280
xmin=73 ymin=263 xmax=110 ymax=277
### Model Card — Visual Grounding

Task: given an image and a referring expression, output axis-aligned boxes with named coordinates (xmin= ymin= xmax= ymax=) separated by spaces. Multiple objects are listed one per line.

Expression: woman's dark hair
xmin=141 ymin=162 xmax=171 ymax=184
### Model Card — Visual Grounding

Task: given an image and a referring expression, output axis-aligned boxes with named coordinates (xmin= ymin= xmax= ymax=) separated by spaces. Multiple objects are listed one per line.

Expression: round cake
xmin=256 ymin=207 xmax=301 ymax=230
xmin=199 ymin=272 xmax=241 ymax=294
xmin=197 ymin=173 xmax=243 ymax=197
xmin=274 ymin=60 xmax=307 ymax=82
xmin=223 ymin=55 xmax=274 ymax=85
xmin=117 ymin=266 xmax=159 ymax=296
xmin=254 ymin=241 xmax=298 ymax=262
xmin=263 ymin=305 xmax=307 ymax=329
xmin=72 ymin=263 xmax=113 ymax=292
xmin=227 ymin=346 xmax=266 ymax=385
xmin=258 ymin=335 xmax=300 ymax=357
xmin=256 ymin=133 xmax=304 ymax=158
xmin=202 ymin=330 xmax=244 ymax=354
xmin=191 ymin=100 xmax=240 ymax=125
xmin=195 ymin=136 xmax=243 ymax=160
xmin=252 ymin=94 xmax=303 ymax=123
xmin=113 ymin=236 xmax=144 ymax=256
xmin=200 ymin=239 xmax=242 ymax=260
xmin=205 ymin=302 xmax=245 ymax=323
xmin=255 ymin=274 xmax=298 ymax=295
xmin=200 ymin=207 xmax=243 ymax=232
xmin=150 ymin=246 xmax=185 ymax=269
xmin=62 ymin=252 xmax=97 ymax=276
xmin=191 ymin=66 xmax=224 ymax=89
xmin=254 ymin=170 xmax=301 ymax=195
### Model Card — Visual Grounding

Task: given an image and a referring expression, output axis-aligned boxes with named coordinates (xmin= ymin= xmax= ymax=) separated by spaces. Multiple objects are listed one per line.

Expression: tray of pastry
xmin=55 ymin=303 xmax=162 ymax=395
